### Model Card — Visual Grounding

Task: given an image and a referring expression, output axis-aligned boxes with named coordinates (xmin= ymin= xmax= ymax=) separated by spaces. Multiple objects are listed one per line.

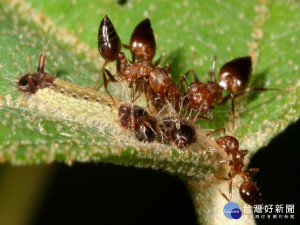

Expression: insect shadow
xmin=246 ymin=69 xmax=269 ymax=103
xmin=54 ymin=69 xmax=69 ymax=79
xmin=162 ymin=48 xmax=187 ymax=83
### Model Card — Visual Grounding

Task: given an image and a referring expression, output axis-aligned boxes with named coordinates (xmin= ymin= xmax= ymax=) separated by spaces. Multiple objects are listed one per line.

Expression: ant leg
xmin=230 ymin=94 xmax=235 ymax=130
xmin=122 ymin=44 xmax=130 ymax=49
xmin=153 ymin=51 xmax=166 ymax=67
xmin=210 ymin=55 xmax=217 ymax=82
xmin=214 ymin=175 xmax=232 ymax=201
xmin=102 ymin=69 xmax=116 ymax=105
xmin=101 ymin=68 xmax=121 ymax=105
xmin=120 ymin=43 xmax=136 ymax=62
xmin=229 ymin=178 xmax=233 ymax=201
xmin=219 ymin=189 xmax=231 ymax=202
xmin=205 ymin=158 xmax=228 ymax=163
xmin=179 ymin=74 xmax=190 ymax=95
xmin=145 ymin=86 xmax=151 ymax=112
xmin=130 ymin=87 xmax=136 ymax=132
xmin=192 ymin=114 xmax=214 ymax=121
xmin=95 ymin=61 xmax=109 ymax=90
xmin=179 ymin=69 xmax=199 ymax=91
xmin=217 ymin=93 xmax=231 ymax=105
xmin=239 ymin=150 xmax=249 ymax=157
xmin=234 ymin=87 xmax=285 ymax=98
xmin=163 ymin=63 xmax=170 ymax=73
xmin=204 ymin=127 xmax=226 ymax=138
xmin=218 ymin=94 xmax=236 ymax=130
xmin=133 ymin=88 xmax=143 ymax=102
xmin=37 ymin=53 xmax=45 ymax=73
xmin=27 ymin=76 xmax=37 ymax=93
xmin=188 ymin=107 xmax=215 ymax=122
xmin=185 ymin=69 xmax=199 ymax=82
xmin=240 ymin=167 xmax=259 ymax=180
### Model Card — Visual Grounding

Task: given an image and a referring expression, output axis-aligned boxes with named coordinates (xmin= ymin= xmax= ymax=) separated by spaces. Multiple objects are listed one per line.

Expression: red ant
xmin=18 ymin=53 xmax=55 ymax=94
xmin=96 ymin=15 xmax=180 ymax=111
xmin=206 ymin=130 xmax=262 ymax=206
xmin=180 ymin=56 xmax=280 ymax=129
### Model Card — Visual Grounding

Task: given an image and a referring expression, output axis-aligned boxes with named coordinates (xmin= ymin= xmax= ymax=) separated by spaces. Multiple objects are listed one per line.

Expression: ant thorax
xmin=118 ymin=52 xmax=153 ymax=82
xmin=186 ymin=81 xmax=223 ymax=112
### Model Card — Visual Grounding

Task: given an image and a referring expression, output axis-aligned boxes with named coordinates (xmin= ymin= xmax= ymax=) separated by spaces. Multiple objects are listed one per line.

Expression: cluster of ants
xmin=17 ymin=15 xmax=278 ymax=207
xmin=97 ymin=15 xmax=268 ymax=206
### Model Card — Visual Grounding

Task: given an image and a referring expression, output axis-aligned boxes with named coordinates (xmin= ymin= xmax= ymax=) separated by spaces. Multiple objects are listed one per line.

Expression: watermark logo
xmin=223 ymin=202 xmax=242 ymax=219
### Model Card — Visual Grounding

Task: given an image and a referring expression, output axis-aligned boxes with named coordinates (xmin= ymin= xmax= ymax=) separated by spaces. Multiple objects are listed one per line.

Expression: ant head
xmin=18 ymin=54 xmax=54 ymax=94
xmin=118 ymin=103 xmax=148 ymax=128
xmin=118 ymin=103 xmax=157 ymax=142
xmin=216 ymin=135 xmax=239 ymax=154
xmin=172 ymin=121 xmax=196 ymax=149
xmin=218 ymin=56 xmax=252 ymax=93
xmin=130 ymin=18 xmax=156 ymax=62
xmin=98 ymin=15 xmax=121 ymax=62
xmin=18 ymin=73 xmax=37 ymax=94
xmin=135 ymin=115 xmax=157 ymax=142
xmin=118 ymin=103 xmax=131 ymax=124
xmin=149 ymin=67 xmax=171 ymax=101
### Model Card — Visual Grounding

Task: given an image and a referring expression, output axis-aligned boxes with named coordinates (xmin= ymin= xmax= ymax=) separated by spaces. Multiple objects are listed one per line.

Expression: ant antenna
xmin=45 ymin=39 xmax=51 ymax=50
xmin=210 ymin=56 xmax=217 ymax=82
xmin=166 ymin=100 xmax=181 ymax=129
xmin=37 ymin=53 xmax=45 ymax=73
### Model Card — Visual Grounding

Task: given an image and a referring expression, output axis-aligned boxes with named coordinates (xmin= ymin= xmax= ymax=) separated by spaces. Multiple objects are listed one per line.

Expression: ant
xmin=159 ymin=117 xmax=196 ymax=149
xmin=118 ymin=103 xmax=196 ymax=148
xmin=118 ymin=103 xmax=157 ymax=142
xmin=97 ymin=15 xmax=180 ymax=111
xmin=18 ymin=53 xmax=55 ymax=94
xmin=206 ymin=130 xmax=262 ymax=206
xmin=180 ymin=56 xmax=280 ymax=129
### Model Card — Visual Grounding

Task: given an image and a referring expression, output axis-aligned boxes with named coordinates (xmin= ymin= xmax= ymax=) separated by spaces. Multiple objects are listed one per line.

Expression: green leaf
xmin=0 ymin=0 xmax=299 ymax=224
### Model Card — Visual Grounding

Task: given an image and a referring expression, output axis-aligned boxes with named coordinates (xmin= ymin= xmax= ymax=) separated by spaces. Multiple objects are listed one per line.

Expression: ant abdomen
xmin=134 ymin=115 xmax=157 ymax=142
xmin=218 ymin=56 xmax=252 ymax=93
xmin=130 ymin=18 xmax=156 ymax=62
xmin=149 ymin=67 xmax=171 ymax=101
xmin=98 ymin=15 xmax=122 ymax=62
xmin=159 ymin=118 xmax=196 ymax=148
xmin=172 ymin=122 xmax=196 ymax=148
xmin=239 ymin=180 xmax=262 ymax=206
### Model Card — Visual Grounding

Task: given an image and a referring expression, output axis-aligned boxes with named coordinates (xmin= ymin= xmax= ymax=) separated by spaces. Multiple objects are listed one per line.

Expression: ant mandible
xmin=96 ymin=15 xmax=175 ymax=109
xmin=180 ymin=56 xmax=280 ymax=129
xmin=206 ymin=129 xmax=262 ymax=206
